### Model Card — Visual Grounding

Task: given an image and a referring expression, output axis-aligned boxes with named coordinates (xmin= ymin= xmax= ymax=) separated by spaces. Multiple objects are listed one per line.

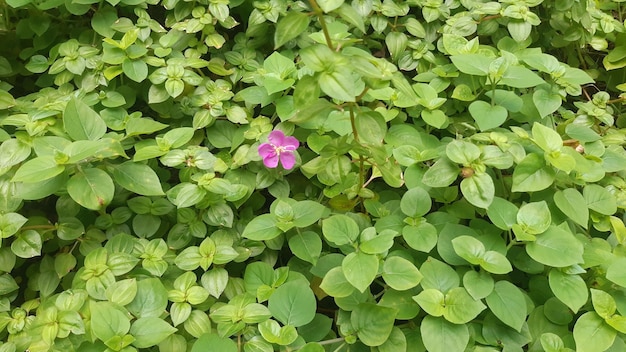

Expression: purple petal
xmin=258 ymin=143 xmax=276 ymax=159
xmin=267 ymin=130 xmax=286 ymax=146
xmin=280 ymin=152 xmax=296 ymax=169
xmin=263 ymin=154 xmax=280 ymax=168
xmin=283 ymin=136 xmax=299 ymax=150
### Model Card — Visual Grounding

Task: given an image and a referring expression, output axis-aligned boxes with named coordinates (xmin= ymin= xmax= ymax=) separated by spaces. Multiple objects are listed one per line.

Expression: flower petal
xmin=267 ymin=130 xmax=285 ymax=146
xmin=279 ymin=152 xmax=296 ymax=169
xmin=258 ymin=143 xmax=276 ymax=159
xmin=263 ymin=154 xmax=280 ymax=168
xmin=283 ymin=136 xmax=299 ymax=150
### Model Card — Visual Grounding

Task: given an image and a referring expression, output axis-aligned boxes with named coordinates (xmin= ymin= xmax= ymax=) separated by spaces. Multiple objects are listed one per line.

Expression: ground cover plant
xmin=1 ymin=0 xmax=626 ymax=351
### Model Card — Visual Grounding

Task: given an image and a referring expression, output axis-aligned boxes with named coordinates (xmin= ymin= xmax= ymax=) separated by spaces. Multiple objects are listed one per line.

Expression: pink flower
xmin=258 ymin=130 xmax=299 ymax=169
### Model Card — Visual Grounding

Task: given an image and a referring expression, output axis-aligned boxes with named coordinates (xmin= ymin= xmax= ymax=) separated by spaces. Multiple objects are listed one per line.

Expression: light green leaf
xmin=532 ymin=123 xmax=562 ymax=152
xmin=90 ymin=302 xmax=131 ymax=342
xmin=63 ymin=98 xmax=107 ymax=141
xmin=112 ymin=162 xmax=164 ymax=196
xmin=487 ymin=197 xmax=518 ymax=230
xmin=342 ymin=251 xmax=378 ymax=293
xmin=584 ymin=184 xmax=617 ymax=215
xmin=67 ymin=168 xmax=114 ymax=210
xmin=274 ymin=11 xmax=310 ymax=49
xmin=468 ymin=101 xmax=508 ymax=131
xmin=351 ymin=303 xmax=397 ymax=347
xmin=420 ymin=315 xmax=469 ymax=352
xmin=486 ymin=281 xmax=526 ymax=331
xmin=11 ymin=156 xmax=65 ymax=183
xmin=130 ymin=317 xmax=177 ymax=348
xmin=242 ymin=214 xmax=280 ymax=241
xmin=463 ymin=270 xmax=494 ymax=300
xmin=573 ymin=312 xmax=616 ymax=352
xmin=414 ymin=288 xmax=446 ymax=316
xmin=322 ymin=214 xmax=359 ymax=245
xmin=382 ymin=256 xmax=423 ymax=291
xmin=460 ymin=172 xmax=494 ymax=209
xmin=288 ymin=231 xmax=322 ymax=264
xmin=511 ymin=153 xmax=555 ymax=192
xmin=422 ymin=158 xmax=459 ymax=187
xmin=548 ymin=269 xmax=588 ymax=313
xmin=526 ymin=225 xmax=583 ymax=267
xmin=11 ymin=230 xmax=42 ymax=258
xmin=319 ymin=267 xmax=354 ymax=298
xmin=516 ymin=201 xmax=551 ymax=235
xmin=554 ymin=188 xmax=588 ymax=229
xmin=191 ymin=333 xmax=237 ymax=352
xmin=444 ymin=287 xmax=486 ymax=324
xmin=268 ymin=280 xmax=316 ymax=327
xmin=316 ymin=0 xmax=344 ymax=13
xmin=319 ymin=70 xmax=359 ymax=102
xmin=590 ymin=289 xmax=617 ymax=320
xmin=450 ymin=54 xmax=492 ymax=76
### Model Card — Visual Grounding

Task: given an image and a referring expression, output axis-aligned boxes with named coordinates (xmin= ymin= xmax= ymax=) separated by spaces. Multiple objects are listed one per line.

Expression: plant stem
xmin=309 ymin=0 xmax=334 ymax=50
xmin=318 ymin=337 xmax=346 ymax=346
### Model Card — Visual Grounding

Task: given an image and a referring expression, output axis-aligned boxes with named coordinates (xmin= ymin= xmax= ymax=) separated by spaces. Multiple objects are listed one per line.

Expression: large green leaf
xmin=420 ymin=315 xmax=469 ymax=352
xmin=382 ymin=256 xmax=423 ymax=291
xmin=554 ymin=188 xmax=589 ymax=229
xmin=111 ymin=162 xmax=164 ymax=196
xmin=322 ymin=214 xmax=359 ymax=245
xmin=274 ymin=11 xmax=310 ymax=49
xmin=468 ymin=101 xmax=508 ymax=131
xmin=485 ymin=281 xmax=527 ymax=332
xmin=67 ymin=168 xmax=114 ymax=210
xmin=511 ymin=153 xmax=555 ymax=192
xmin=526 ymin=225 xmax=584 ymax=267
xmin=11 ymin=156 xmax=65 ymax=183
xmin=242 ymin=214 xmax=280 ymax=241
xmin=342 ymin=251 xmax=378 ymax=293
xmin=460 ymin=172 xmax=494 ymax=209
xmin=351 ymin=303 xmax=397 ymax=347
xmin=130 ymin=317 xmax=177 ymax=348
xmin=548 ymin=269 xmax=588 ymax=313
xmin=191 ymin=333 xmax=237 ymax=352
xmin=573 ymin=312 xmax=616 ymax=352
xmin=268 ymin=280 xmax=316 ymax=327
xmin=63 ymin=98 xmax=107 ymax=141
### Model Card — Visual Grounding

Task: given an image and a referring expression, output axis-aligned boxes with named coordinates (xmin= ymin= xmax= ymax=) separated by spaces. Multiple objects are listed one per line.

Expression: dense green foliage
xmin=1 ymin=0 xmax=626 ymax=351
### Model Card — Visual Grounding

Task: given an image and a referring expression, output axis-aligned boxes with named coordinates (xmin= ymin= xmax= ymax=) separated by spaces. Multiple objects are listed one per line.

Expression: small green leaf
xmin=322 ymin=214 xmax=359 ymax=245
xmin=443 ymin=287 xmax=486 ymax=324
xmin=242 ymin=214 xmax=280 ymax=241
xmin=11 ymin=230 xmax=42 ymax=258
xmin=584 ymin=184 xmax=617 ymax=215
xmin=511 ymin=153 xmax=555 ymax=192
xmin=548 ymin=269 xmax=588 ymax=313
xmin=487 ymin=197 xmax=518 ymax=230
xmin=288 ymin=231 xmax=322 ymax=264
xmin=130 ymin=317 xmax=177 ymax=348
xmin=191 ymin=333 xmax=237 ymax=352
xmin=11 ymin=156 xmax=65 ymax=183
xmin=460 ymin=172 xmax=494 ymax=209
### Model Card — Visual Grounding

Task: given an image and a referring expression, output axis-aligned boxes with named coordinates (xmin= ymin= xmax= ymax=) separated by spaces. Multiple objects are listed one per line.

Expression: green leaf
xmin=0 ymin=274 xmax=19 ymax=295
xmin=268 ymin=280 xmax=316 ymax=327
xmin=420 ymin=315 xmax=469 ymax=352
xmin=511 ymin=153 xmax=555 ymax=192
xmin=342 ymin=251 xmax=378 ymax=293
xmin=319 ymin=70 xmax=360 ymax=102
xmin=122 ymin=58 xmax=148 ymax=82
xmin=554 ymin=188 xmax=589 ymax=229
xmin=67 ymin=168 xmax=114 ymax=210
xmin=11 ymin=156 xmax=65 ymax=183
xmin=258 ymin=319 xmax=298 ymax=345
xmin=317 ymin=0 xmax=344 ymax=13
xmin=414 ymin=288 xmax=446 ymax=316
xmin=63 ymin=98 xmax=107 ymax=141
xmin=485 ymin=281 xmax=527 ymax=332
xmin=460 ymin=172 xmax=494 ymax=209
xmin=606 ymin=258 xmax=626 ymax=288
xmin=274 ymin=11 xmax=310 ymax=49
xmin=501 ymin=66 xmax=545 ymax=88
xmin=532 ymin=123 xmax=562 ymax=152
xmin=127 ymin=278 xmax=169 ymax=318
xmin=126 ymin=118 xmax=168 ymax=137
xmin=422 ymin=158 xmax=459 ymax=187
xmin=450 ymin=54 xmax=492 ymax=75
xmin=420 ymin=257 xmax=459 ymax=293
xmin=584 ymin=184 xmax=617 ymax=215
xmin=288 ymin=231 xmax=322 ymax=264
xmin=242 ymin=214 xmax=280 ymax=241
xmin=130 ymin=317 xmax=177 ymax=348
xmin=11 ymin=230 xmax=42 ymax=258
xmin=351 ymin=303 xmax=397 ymax=347
xmin=548 ymin=269 xmax=588 ymax=313
xmin=191 ymin=333 xmax=237 ymax=352
xmin=591 ymin=289 xmax=617 ymax=320
xmin=516 ymin=201 xmax=551 ymax=235
xmin=526 ymin=225 xmax=583 ymax=267
xmin=463 ymin=270 xmax=494 ymax=300
xmin=292 ymin=200 xmax=326 ymax=228
xmin=446 ymin=140 xmax=480 ymax=165
xmin=382 ymin=256 xmax=423 ymax=291
xmin=402 ymin=222 xmax=437 ymax=252
xmin=444 ymin=287 xmax=487 ymax=324
xmin=533 ymin=87 xmax=562 ymax=118
xmin=336 ymin=4 xmax=365 ymax=32
xmin=573 ymin=312 xmax=616 ymax=352
xmin=0 ymin=139 xmax=31 ymax=169
xmin=322 ymin=214 xmax=359 ymax=245
xmin=90 ymin=302 xmax=131 ymax=342
xmin=487 ymin=197 xmax=518 ymax=230
xmin=451 ymin=236 xmax=485 ymax=265
xmin=112 ymin=162 xmax=164 ymax=196
xmin=319 ymin=267 xmax=354 ymax=298
xmin=468 ymin=101 xmax=508 ymax=131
